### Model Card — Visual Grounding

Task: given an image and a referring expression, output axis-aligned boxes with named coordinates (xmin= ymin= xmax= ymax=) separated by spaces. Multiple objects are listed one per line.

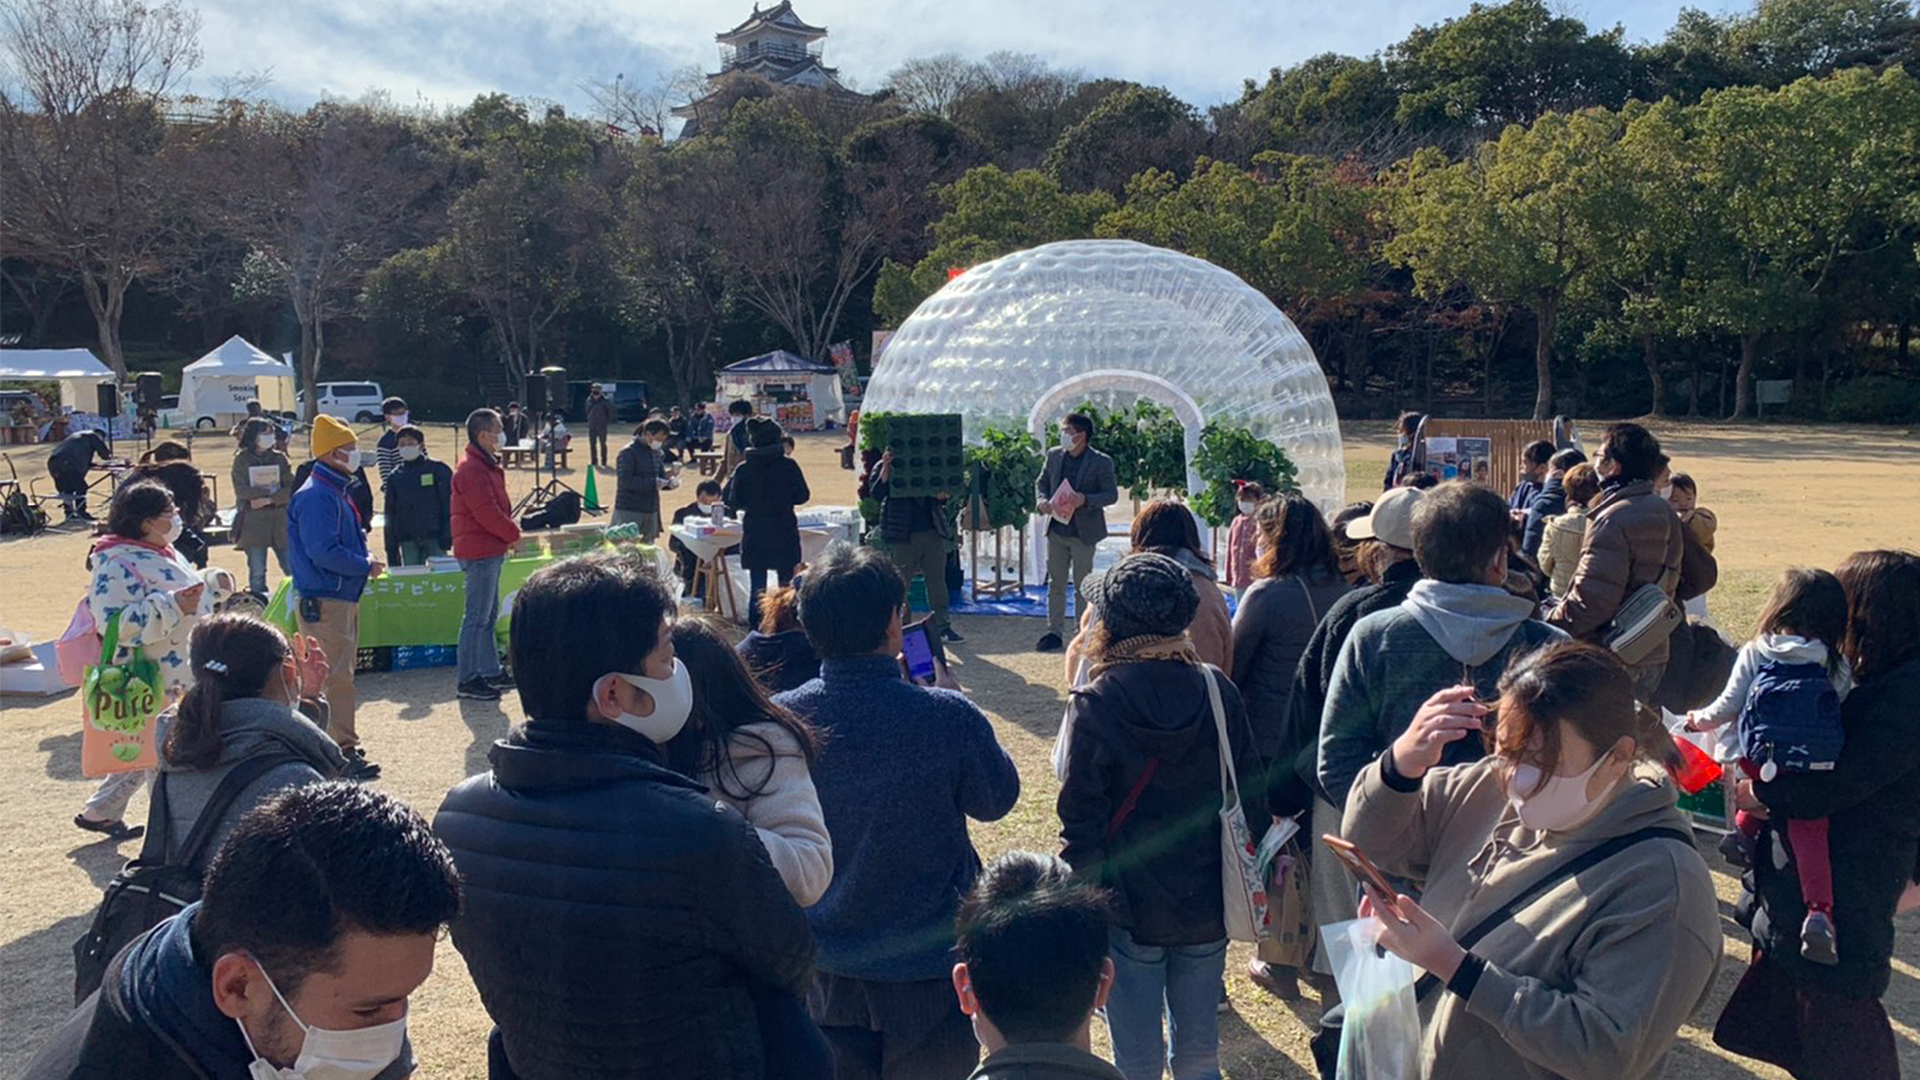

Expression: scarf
xmin=1087 ymin=632 xmax=1201 ymax=680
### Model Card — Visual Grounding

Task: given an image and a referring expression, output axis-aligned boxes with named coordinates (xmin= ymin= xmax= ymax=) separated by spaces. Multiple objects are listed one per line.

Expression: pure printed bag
xmin=80 ymin=612 xmax=162 ymax=777
xmin=1324 ymin=917 xmax=1421 ymax=1080
xmin=1204 ymin=665 xmax=1274 ymax=942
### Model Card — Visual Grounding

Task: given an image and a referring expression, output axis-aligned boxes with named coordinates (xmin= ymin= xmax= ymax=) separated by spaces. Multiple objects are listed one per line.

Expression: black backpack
xmin=1 ymin=486 xmax=46 ymax=534
xmin=71 ymin=754 xmax=297 ymax=1004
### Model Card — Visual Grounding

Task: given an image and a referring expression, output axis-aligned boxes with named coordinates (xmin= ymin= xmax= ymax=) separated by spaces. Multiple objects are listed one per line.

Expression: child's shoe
xmin=1801 ymin=910 xmax=1838 ymax=965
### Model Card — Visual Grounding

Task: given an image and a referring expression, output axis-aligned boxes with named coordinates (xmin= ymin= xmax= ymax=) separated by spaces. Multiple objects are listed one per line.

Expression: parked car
xmin=294 ymin=382 xmax=386 ymax=423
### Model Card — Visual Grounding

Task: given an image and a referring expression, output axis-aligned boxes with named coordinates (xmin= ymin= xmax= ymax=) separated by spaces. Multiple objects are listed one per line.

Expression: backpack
xmin=1738 ymin=659 xmax=1844 ymax=776
xmin=0 ymin=485 xmax=46 ymax=534
xmin=71 ymin=753 xmax=299 ymax=1004
xmin=518 ymin=489 xmax=583 ymax=531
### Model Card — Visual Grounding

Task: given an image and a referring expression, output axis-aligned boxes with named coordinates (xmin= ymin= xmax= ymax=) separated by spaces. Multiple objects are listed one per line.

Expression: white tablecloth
xmin=670 ymin=523 xmax=842 ymax=621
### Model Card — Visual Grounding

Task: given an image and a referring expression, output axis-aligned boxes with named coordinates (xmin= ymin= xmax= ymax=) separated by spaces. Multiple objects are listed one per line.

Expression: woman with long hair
xmin=667 ymin=615 xmax=831 ymax=906
xmin=74 ymin=480 xmax=230 ymax=839
xmin=1127 ymin=499 xmax=1232 ymax=671
xmin=155 ymin=613 xmax=343 ymax=866
xmin=1229 ymin=492 xmax=1353 ymax=999
xmin=1343 ymin=642 xmax=1720 ymax=1079
xmin=1716 ymin=549 xmax=1920 ymax=1079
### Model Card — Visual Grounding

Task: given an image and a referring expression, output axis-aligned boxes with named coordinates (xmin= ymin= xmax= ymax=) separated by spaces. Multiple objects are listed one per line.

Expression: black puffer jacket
xmin=725 ymin=447 xmax=810 ymax=572
xmin=381 ymin=454 xmax=453 ymax=561
xmin=434 ymin=720 xmax=815 ymax=1080
xmin=1057 ymin=659 xmax=1269 ymax=946
xmin=1750 ymin=656 xmax=1920 ymax=1000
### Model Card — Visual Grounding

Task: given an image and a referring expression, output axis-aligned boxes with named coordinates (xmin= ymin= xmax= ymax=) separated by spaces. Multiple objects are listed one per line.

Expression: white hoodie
xmin=699 ymin=721 xmax=834 ymax=907
xmin=1694 ymin=633 xmax=1853 ymax=734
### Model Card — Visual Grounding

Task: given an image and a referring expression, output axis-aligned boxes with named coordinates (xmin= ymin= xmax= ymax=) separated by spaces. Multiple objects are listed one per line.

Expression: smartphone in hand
xmin=1322 ymin=834 xmax=1408 ymax=922
xmin=901 ymin=619 xmax=939 ymax=686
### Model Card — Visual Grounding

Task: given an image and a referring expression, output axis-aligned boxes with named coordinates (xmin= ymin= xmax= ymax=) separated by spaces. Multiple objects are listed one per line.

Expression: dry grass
xmin=1 ymin=419 xmax=1916 ymax=1078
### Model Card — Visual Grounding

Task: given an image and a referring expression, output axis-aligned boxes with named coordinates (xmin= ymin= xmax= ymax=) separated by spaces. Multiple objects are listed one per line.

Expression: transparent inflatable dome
xmin=866 ymin=239 xmax=1344 ymax=513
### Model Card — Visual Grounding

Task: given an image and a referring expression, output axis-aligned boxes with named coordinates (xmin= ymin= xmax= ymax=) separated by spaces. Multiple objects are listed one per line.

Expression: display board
xmin=882 ymin=413 xmax=965 ymax=497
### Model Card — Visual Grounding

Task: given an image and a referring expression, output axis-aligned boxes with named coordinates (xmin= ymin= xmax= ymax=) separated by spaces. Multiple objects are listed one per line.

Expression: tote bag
xmin=1204 ymin=665 xmax=1274 ymax=942
xmin=80 ymin=612 xmax=163 ymax=777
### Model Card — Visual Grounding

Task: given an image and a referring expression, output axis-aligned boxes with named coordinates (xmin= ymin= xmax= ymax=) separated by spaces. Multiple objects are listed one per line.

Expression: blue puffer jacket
xmin=287 ymin=461 xmax=373 ymax=602
xmin=434 ymin=719 xmax=815 ymax=1080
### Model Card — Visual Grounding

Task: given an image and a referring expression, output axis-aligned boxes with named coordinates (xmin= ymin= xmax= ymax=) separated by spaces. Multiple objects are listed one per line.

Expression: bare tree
xmin=884 ymin=53 xmax=983 ymax=119
xmin=582 ymin=65 xmax=702 ymax=139
xmin=0 ymin=0 xmax=201 ymax=375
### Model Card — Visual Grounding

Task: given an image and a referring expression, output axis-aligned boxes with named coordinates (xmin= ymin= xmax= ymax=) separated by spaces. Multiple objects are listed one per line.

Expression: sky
xmin=189 ymin=0 xmax=1713 ymax=117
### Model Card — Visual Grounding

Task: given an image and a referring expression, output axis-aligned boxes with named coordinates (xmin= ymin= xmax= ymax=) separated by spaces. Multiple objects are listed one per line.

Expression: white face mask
xmin=237 ymin=961 xmax=407 ymax=1080
xmin=255 ymin=434 xmax=274 ymax=451
xmin=1507 ymin=753 xmax=1616 ymax=833
xmin=598 ymin=658 xmax=693 ymax=743
xmin=389 ymin=412 xmax=408 ymax=429
xmin=163 ymin=514 xmax=184 ymax=544
xmin=398 ymin=444 xmax=422 ymax=462
xmin=1236 ymin=500 xmax=1256 ymax=515
xmin=342 ymin=449 xmax=362 ymax=472
xmin=1658 ymin=483 xmax=1674 ymax=500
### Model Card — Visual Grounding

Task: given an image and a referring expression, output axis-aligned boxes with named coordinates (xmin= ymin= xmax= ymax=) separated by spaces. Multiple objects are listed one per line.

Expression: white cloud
xmin=188 ymin=0 xmax=1698 ymax=114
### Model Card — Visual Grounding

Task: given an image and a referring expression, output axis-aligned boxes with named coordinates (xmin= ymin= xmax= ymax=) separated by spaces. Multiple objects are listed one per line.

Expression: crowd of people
xmin=25 ymin=407 xmax=1920 ymax=1080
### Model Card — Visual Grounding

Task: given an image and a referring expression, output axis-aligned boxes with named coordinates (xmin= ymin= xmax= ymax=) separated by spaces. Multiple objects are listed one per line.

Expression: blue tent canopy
xmin=722 ymin=349 xmax=836 ymax=374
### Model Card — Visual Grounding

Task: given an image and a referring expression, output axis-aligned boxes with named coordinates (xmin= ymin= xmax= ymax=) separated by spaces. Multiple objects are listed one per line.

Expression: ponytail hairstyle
xmin=165 ymin=614 xmax=292 ymax=770
xmin=664 ymin=615 xmax=821 ymax=800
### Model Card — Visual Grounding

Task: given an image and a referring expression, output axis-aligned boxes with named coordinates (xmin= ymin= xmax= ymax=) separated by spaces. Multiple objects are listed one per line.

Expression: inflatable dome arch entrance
xmin=862 ymin=238 xmax=1345 ymax=515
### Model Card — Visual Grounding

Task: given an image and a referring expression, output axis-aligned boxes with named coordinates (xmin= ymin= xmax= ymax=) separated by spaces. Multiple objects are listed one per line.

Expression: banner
xmin=828 ymin=340 xmax=858 ymax=393
xmin=870 ymin=330 xmax=893 ymax=375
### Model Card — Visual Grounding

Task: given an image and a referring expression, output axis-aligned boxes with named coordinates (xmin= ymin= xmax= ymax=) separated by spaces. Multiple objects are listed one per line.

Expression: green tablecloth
xmin=264 ymin=544 xmax=665 ymax=647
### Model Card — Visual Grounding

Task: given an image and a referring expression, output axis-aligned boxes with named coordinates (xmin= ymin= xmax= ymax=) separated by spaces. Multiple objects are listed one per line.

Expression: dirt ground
xmin=1 ymin=419 xmax=1916 ymax=1078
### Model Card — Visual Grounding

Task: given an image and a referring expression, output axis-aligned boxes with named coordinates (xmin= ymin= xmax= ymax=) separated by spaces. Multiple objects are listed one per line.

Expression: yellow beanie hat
xmin=310 ymin=414 xmax=356 ymax=460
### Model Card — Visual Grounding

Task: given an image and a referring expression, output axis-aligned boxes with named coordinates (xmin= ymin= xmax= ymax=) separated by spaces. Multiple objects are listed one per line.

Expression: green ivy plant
xmin=1192 ymin=423 xmax=1299 ymax=527
xmin=968 ymin=425 xmax=1045 ymax=530
xmin=1073 ymin=399 xmax=1187 ymax=494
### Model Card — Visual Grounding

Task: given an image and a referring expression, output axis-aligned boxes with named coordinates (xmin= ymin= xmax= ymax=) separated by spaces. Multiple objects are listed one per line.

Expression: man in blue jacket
xmin=776 ymin=543 xmax=1020 ymax=1080
xmin=289 ymin=414 xmax=384 ymax=779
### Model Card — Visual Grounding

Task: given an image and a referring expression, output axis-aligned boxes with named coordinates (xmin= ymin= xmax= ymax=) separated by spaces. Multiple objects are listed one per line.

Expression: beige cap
xmin=1346 ymin=485 xmax=1423 ymax=550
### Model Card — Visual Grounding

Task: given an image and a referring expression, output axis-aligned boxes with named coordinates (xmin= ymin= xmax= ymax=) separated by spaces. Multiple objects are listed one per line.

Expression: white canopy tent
xmin=179 ymin=336 xmax=295 ymax=427
xmin=0 ymin=348 xmax=113 ymax=410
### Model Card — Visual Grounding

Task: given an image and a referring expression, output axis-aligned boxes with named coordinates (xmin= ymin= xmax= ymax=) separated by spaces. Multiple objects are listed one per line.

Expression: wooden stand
xmin=969 ymin=524 xmax=1028 ymax=602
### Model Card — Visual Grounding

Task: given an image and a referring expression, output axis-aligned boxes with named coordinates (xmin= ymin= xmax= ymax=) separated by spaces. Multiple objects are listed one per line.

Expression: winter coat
xmin=969 ymin=1044 xmax=1129 ymax=1080
xmin=1269 ymin=557 xmax=1423 ymax=815
xmin=1547 ymin=479 xmax=1683 ymax=664
xmin=774 ymin=656 xmax=1019 ymax=981
xmin=292 ymin=459 xmax=373 ymax=533
xmin=374 ymin=427 xmax=403 ymax=485
xmin=85 ymin=537 xmax=226 ymax=693
xmin=1750 ymin=656 xmax=1920 ymax=999
xmin=871 ymin=473 xmax=953 ymax=546
xmin=1683 ymin=507 xmax=1717 ymax=553
xmin=49 ymin=430 xmax=110 ymax=479
xmin=724 ymin=448 xmax=810 ymax=572
xmin=1319 ymin=580 xmax=1566 ymax=809
xmin=1231 ymin=565 xmax=1353 ymax=761
xmin=1224 ymin=513 xmax=1258 ymax=593
xmin=615 ymin=437 xmax=668 ymax=514
xmin=22 ymin=904 xmax=412 ymax=1080
xmin=382 ymin=454 xmax=453 ymax=562
xmin=1692 ymin=634 xmax=1851 ymax=735
xmin=736 ymin=629 xmax=820 ymax=695
xmin=586 ymin=394 xmax=613 ymax=434
xmin=1520 ymin=474 xmax=1568 ymax=558
xmin=1384 ymin=442 xmax=1417 ymax=490
xmin=450 ymin=445 xmax=519 ymax=561
xmin=435 ymin=719 xmax=815 ymax=1080
xmin=698 ymin=721 xmax=834 ymax=906
xmin=1342 ymin=755 xmax=1720 ymax=1080
xmin=1181 ymin=557 xmax=1235 ymax=675
xmin=1058 ymin=659 xmax=1270 ymax=946
xmin=1509 ymin=476 xmax=1541 ymax=513
xmin=155 ymin=696 xmax=344 ymax=872
xmin=229 ymin=446 xmax=292 ymax=552
xmin=1537 ymin=508 xmax=1589 ymax=599
xmin=502 ymin=411 xmax=529 ymax=445
xmin=1034 ymin=446 xmax=1118 ymax=546
xmin=288 ymin=461 xmax=374 ymax=602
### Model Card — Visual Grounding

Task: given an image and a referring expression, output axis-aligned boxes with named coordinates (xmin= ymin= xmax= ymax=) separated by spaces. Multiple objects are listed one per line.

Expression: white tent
xmin=179 ymin=336 xmax=295 ymax=427
xmin=0 ymin=348 xmax=113 ymax=410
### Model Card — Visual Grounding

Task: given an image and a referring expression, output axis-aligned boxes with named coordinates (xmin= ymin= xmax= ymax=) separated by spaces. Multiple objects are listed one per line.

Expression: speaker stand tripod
xmin=511 ymin=416 xmax=600 ymax=519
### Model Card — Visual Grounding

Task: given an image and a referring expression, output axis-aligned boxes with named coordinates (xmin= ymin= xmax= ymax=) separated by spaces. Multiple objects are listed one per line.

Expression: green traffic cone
xmin=583 ymin=463 xmax=601 ymax=511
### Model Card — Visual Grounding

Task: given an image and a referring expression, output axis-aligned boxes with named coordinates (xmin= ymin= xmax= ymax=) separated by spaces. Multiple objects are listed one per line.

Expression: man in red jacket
xmin=450 ymin=408 xmax=521 ymax=701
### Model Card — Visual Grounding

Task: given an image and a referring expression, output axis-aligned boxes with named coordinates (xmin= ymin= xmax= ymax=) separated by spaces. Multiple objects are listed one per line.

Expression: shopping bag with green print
xmin=80 ymin=612 xmax=163 ymax=777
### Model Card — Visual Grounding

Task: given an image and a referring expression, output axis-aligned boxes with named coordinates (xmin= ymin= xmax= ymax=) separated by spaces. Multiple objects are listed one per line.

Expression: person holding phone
xmin=74 ymin=480 xmax=232 ymax=839
xmin=1339 ymin=642 xmax=1719 ymax=1080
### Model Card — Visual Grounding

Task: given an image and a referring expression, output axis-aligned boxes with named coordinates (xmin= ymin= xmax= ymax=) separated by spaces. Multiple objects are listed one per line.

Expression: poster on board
xmin=1456 ymin=437 xmax=1493 ymax=487
xmin=1425 ymin=437 xmax=1458 ymax=481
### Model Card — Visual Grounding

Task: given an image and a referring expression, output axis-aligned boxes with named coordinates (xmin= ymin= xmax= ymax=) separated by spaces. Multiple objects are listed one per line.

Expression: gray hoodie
xmin=1318 ymin=581 xmax=1565 ymax=807
xmin=156 ymin=697 xmax=345 ymax=869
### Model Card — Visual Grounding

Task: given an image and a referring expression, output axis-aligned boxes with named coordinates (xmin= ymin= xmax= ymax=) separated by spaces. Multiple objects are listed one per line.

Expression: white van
xmin=295 ymin=382 xmax=387 ymax=423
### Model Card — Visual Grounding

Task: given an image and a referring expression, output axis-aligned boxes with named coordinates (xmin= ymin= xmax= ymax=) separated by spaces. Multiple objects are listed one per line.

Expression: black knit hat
xmin=1085 ymin=552 xmax=1198 ymax=641
xmin=747 ymin=416 xmax=785 ymax=449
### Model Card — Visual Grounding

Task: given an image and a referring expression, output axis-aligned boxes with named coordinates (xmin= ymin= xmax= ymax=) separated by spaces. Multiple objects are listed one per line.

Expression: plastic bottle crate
xmin=883 ymin=414 xmax=966 ymax=498
xmin=354 ymin=647 xmax=393 ymax=674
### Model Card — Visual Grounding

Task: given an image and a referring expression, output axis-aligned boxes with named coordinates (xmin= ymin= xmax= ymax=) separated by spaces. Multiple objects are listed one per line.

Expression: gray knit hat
xmin=1084 ymin=552 xmax=1199 ymax=641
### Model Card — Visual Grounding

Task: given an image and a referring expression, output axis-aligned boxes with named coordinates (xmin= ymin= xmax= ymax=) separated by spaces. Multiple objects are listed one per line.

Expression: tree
xmin=231 ymin=102 xmax=445 ymax=420
xmin=1389 ymin=108 xmax=1623 ymax=418
xmin=883 ymin=54 xmax=983 ymax=120
xmin=1231 ymin=53 xmax=1413 ymax=164
xmin=0 ymin=0 xmax=200 ymax=375
xmin=1043 ymin=85 xmax=1208 ymax=195
xmin=871 ymin=166 xmax=1115 ymax=325
xmin=613 ymin=146 xmax=733 ymax=405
